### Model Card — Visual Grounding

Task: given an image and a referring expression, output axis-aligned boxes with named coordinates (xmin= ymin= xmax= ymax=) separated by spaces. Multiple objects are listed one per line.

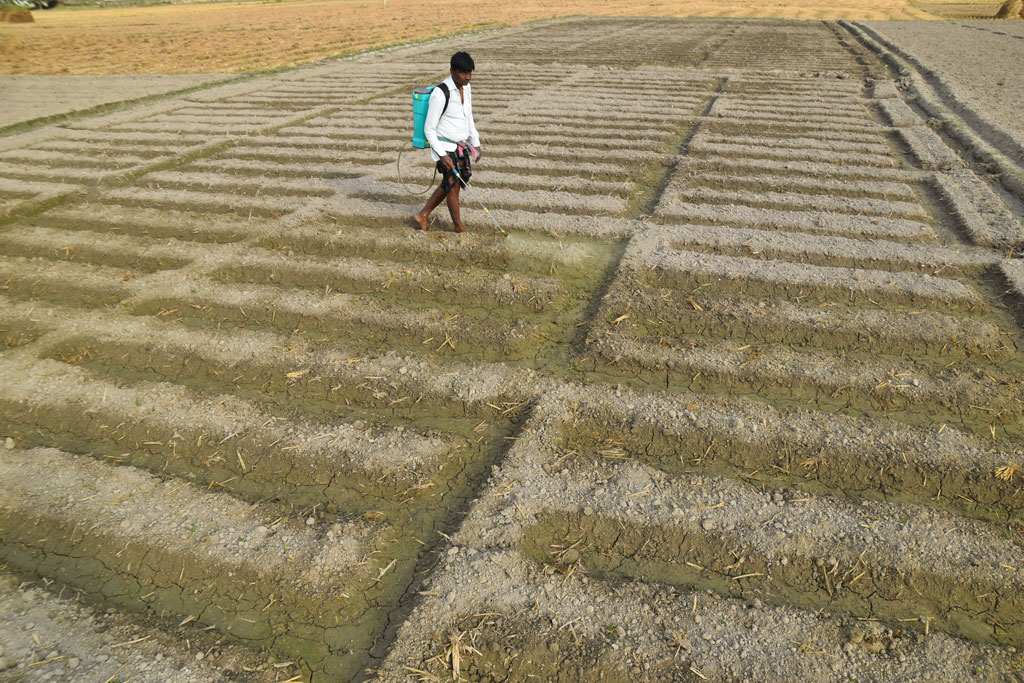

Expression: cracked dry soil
xmin=1 ymin=14 xmax=1024 ymax=683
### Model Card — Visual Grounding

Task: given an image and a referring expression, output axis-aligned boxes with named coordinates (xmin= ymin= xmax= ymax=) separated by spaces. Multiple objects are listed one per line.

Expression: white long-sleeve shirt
xmin=423 ymin=75 xmax=480 ymax=162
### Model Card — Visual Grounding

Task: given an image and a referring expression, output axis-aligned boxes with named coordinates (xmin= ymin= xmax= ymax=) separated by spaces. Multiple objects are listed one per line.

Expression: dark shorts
xmin=437 ymin=146 xmax=472 ymax=193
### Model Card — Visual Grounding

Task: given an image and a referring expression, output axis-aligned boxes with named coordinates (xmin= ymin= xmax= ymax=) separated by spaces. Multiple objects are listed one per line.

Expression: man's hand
xmin=473 ymin=146 xmax=482 ymax=161
xmin=442 ymin=155 xmax=455 ymax=171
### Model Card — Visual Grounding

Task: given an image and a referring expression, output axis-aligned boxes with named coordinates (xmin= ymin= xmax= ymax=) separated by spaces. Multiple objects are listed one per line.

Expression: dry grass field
xmin=0 ymin=0 xmax=968 ymax=75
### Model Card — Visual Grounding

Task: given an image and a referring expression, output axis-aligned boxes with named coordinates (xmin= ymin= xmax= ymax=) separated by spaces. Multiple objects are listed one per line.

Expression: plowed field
xmin=1 ymin=16 xmax=1023 ymax=683
xmin=0 ymin=0 xmax=944 ymax=75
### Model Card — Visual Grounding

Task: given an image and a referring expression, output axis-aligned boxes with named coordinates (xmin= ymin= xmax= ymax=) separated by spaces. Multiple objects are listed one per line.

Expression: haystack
xmin=0 ymin=8 xmax=34 ymax=22
xmin=995 ymin=0 xmax=1023 ymax=18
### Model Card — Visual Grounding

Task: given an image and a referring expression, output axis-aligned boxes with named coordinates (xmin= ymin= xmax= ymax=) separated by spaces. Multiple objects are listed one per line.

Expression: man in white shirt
xmin=414 ymin=51 xmax=481 ymax=233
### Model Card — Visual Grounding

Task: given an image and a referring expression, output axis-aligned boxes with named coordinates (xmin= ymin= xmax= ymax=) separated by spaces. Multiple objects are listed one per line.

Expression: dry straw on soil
xmin=0 ymin=8 xmax=33 ymax=23
xmin=0 ymin=0 xmax=938 ymax=75
xmin=995 ymin=0 xmax=1023 ymax=17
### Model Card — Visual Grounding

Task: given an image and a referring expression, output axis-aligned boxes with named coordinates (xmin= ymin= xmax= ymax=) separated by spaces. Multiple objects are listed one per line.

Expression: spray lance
xmin=452 ymin=168 xmax=506 ymax=235
xmin=452 ymin=142 xmax=506 ymax=236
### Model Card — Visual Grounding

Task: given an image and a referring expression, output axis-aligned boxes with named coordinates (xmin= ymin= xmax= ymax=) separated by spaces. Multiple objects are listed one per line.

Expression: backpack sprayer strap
xmin=435 ymin=82 xmax=451 ymax=118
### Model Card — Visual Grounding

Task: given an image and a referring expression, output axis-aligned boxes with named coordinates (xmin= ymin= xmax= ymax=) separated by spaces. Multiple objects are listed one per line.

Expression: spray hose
xmin=395 ymin=144 xmax=437 ymax=195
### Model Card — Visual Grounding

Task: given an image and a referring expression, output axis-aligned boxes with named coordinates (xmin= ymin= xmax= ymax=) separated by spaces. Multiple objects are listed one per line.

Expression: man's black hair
xmin=451 ymin=51 xmax=475 ymax=73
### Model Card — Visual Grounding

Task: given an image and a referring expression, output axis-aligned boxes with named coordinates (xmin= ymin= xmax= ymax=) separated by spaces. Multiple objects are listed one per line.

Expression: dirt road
xmin=860 ymin=20 xmax=1024 ymax=164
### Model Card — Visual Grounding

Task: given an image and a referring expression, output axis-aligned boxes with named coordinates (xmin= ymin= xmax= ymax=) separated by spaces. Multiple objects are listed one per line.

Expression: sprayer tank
xmin=411 ymin=87 xmax=434 ymax=149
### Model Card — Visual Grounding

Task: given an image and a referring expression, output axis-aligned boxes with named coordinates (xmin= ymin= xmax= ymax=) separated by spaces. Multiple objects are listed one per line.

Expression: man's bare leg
xmin=446 ymin=182 xmax=466 ymax=233
xmin=414 ymin=184 xmax=448 ymax=231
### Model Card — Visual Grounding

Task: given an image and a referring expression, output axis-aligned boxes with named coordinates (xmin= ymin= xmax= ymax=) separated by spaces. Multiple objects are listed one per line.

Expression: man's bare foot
xmin=454 ymin=224 xmax=467 ymax=233
xmin=413 ymin=213 xmax=429 ymax=231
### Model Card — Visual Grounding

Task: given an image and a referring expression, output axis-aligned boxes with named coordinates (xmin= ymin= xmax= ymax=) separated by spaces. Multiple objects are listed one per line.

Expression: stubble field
xmin=0 ymin=0 xmax=972 ymax=75
xmin=1 ymin=9 xmax=1024 ymax=683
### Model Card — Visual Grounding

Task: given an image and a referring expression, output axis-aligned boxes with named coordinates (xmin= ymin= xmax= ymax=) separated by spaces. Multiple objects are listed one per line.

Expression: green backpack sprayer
xmin=411 ymin=84 xmax=446 ymax=151
xmin=397 ymin=83 xmax=506 ymax=235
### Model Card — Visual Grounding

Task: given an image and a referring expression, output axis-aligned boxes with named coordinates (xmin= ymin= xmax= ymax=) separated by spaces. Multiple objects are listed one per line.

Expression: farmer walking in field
xmin=413 ymin=51 xmax=481 ymax=233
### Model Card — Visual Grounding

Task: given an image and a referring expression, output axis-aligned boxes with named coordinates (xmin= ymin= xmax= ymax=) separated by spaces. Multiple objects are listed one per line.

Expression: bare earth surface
xmin=0 ymin=573 xmax=237 ymax=682
xmin=860 ymin=19 xmax=1024 ymax=164
xmin=0 ymin=0 xmax=937 ymax=76
xmin=0 ymin=74 xmax=234 ymax=130
xmin=1 ymin=15 xmax=1024 ymax=683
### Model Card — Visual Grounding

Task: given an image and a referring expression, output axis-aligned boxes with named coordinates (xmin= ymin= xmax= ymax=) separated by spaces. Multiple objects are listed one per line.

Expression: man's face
xmin=452 ymin=69 xmax=472 ymax=88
